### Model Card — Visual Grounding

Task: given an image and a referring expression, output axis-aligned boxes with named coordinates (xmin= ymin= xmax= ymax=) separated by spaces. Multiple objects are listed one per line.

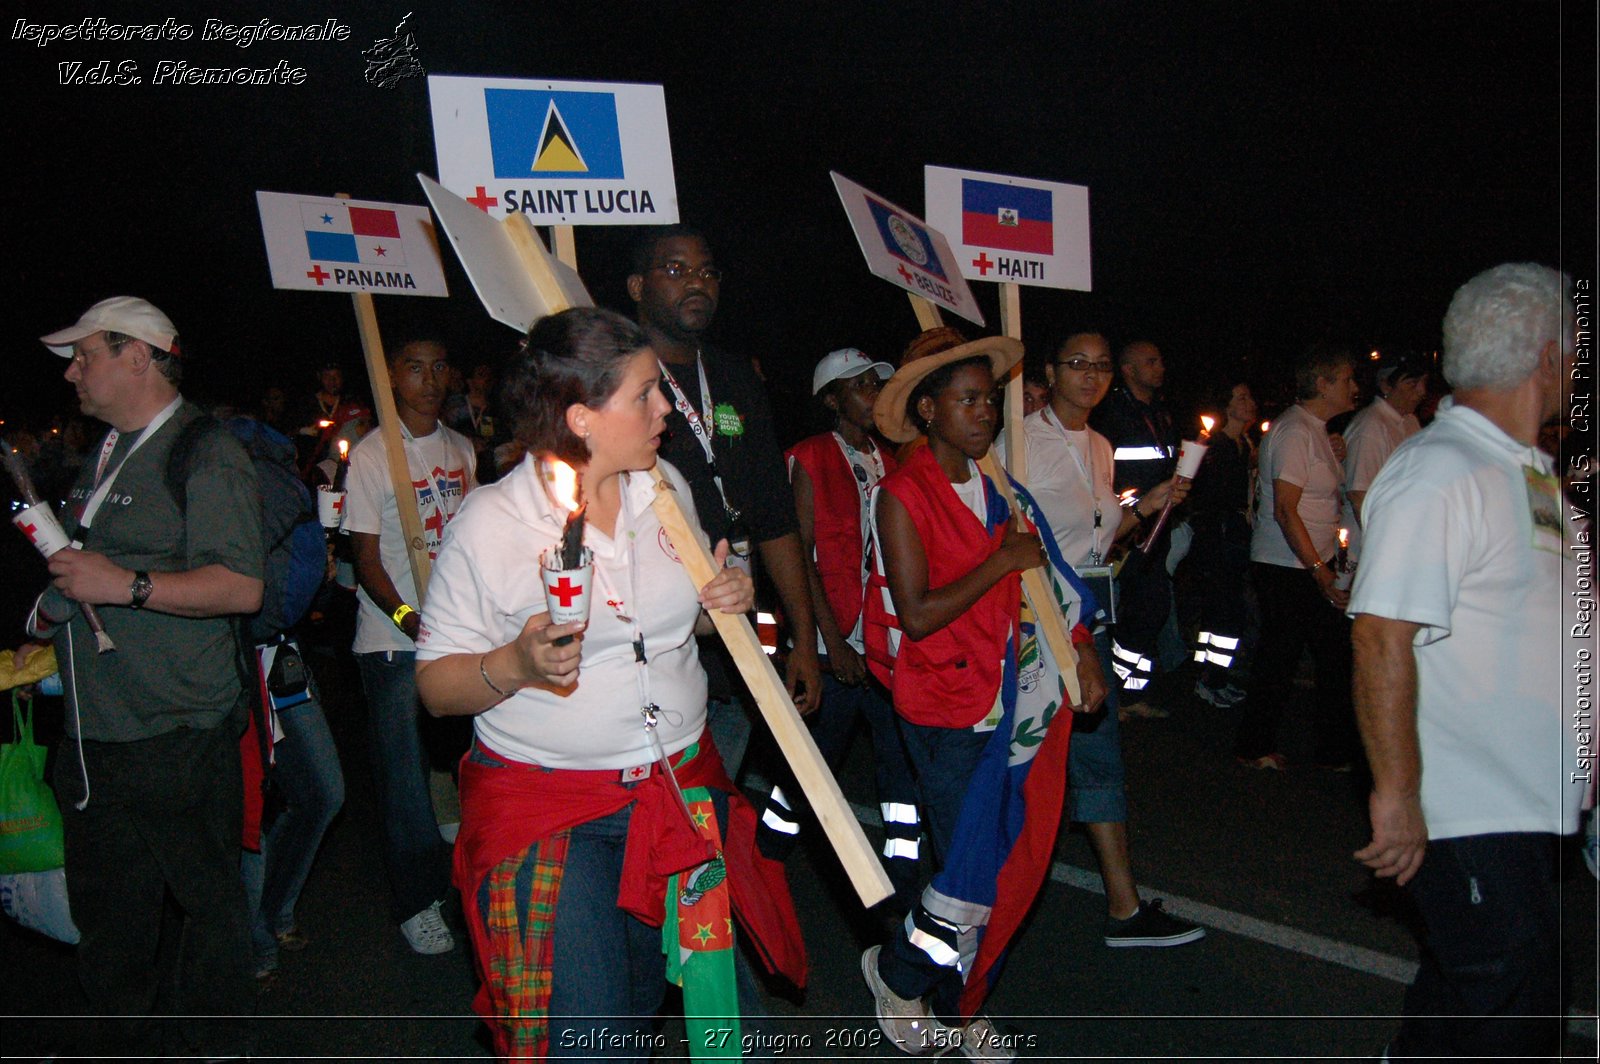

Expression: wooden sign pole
xmin=904 ymin=294 xmax=1081 ymax=703
xmin=491 ymin=219 xmax=891 ymax=907
xmin=999 ymin=282 xmax=1026 ymax=484
xmin=551 ymin=225 xmax=578 ymax=270
xmin=650 ymin=470 xmax=893 ymax=906
xmin=338 ymin=193 xmax=431 ymax=603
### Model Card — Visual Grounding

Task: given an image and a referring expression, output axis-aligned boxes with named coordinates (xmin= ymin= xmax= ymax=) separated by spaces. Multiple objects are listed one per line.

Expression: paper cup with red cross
xmin=316 ymin=486 xmax=347 ymax=529
xmin=11 ymin=503 xmax=71 ymax=558
xmin=539 ymin=547 xmax=595 ymax=628
xmin=1174 ymin=438 xmax=1209 ymax=480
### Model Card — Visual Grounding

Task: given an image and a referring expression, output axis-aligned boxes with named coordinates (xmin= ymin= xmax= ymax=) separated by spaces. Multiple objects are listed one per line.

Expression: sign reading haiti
xmin=924 ymin=165 xmax=1092 ymax=291
xmin=255 ymin=191 xmax=448 ymax=296
xmin=830 ymin=172 xmax=984 ymax=326
xmin=428 ymin=75 xmax=679 ymax=225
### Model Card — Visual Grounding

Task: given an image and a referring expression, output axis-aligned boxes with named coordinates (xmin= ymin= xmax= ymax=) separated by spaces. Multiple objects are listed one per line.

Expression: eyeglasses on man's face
xmin=645 ymin=261 xmax=723 ymax=282
xmin=1052 ymin=357 xmax=1114 ymax=375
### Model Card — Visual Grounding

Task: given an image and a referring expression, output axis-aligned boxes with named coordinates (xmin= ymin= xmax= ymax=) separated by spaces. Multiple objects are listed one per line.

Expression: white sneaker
xmin=957 ymin=1015 xmax=1018 ymax=1062
xmin=400 ymin=900 xmax=454 ymax=955
xmin=860 ymin=946 xmax=954 ymax=1055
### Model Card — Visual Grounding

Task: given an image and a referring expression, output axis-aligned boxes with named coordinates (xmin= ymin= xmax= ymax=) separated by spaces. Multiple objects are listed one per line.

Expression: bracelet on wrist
xmin=479 ymin=654 xmax=513 ymax=701
xmin=1308 ymin=560 xmax=1325 ymax=573
xmin=391 ymin=603 xmax=416 ymax=631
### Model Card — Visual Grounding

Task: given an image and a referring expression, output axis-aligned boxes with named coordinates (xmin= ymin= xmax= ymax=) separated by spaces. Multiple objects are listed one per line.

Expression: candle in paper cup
xmin=1174 ymin=437 xmax=1209 ymax=480
xmin=11 ymin=503 xmax=72 ymax=557
xmin=540 ymin=547 xmax=595 ymax=627
xmin=316 ymin=485 xmax=346 ymax=529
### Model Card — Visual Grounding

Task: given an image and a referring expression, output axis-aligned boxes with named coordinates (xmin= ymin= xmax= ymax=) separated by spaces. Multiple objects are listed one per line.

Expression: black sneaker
xmin=1104 ymin=899 xmax=1206 ymax=948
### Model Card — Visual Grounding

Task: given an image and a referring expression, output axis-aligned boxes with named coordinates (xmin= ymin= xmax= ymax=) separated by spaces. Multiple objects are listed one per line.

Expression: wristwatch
xmin=129 ymin=570 xmax=154 ymax=609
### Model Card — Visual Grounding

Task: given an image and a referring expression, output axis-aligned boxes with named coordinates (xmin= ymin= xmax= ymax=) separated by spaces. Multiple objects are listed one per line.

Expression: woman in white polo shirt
xmin=414 ymin=307 xmax=803 ymax=1060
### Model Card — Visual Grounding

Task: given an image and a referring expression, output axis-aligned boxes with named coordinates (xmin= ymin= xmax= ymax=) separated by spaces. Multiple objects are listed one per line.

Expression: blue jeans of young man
xmin=1067 ymin=629 xmax=1129 ymax=825
xmin=1389 ymin=832 xmax=1564 ymax=1060
xmin=356 ymin=650 xmax=451 ymax=922
xmin=246 ymin=693 xmax=346 ymax=971
xmin=468 ymin=765 xmax=766 ymax=1062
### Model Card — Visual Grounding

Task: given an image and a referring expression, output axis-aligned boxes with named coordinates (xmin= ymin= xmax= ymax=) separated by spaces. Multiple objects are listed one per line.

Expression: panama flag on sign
xmin=301 ymin=202 xmax=408 ymax=266
xmin=962 ymin=178 xmax=1053 ymax=255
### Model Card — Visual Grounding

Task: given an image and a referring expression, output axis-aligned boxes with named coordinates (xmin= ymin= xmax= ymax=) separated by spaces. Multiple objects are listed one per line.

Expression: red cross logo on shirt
xmin=467 ymin=186 xmax=498 ymax=212
xmin=547 ymin=576 xmax=581 ymax=607
xmin=971 ymin=252 xmax=994 ymax=275
xmin=626 ymin=766 xmax=646 ymax=780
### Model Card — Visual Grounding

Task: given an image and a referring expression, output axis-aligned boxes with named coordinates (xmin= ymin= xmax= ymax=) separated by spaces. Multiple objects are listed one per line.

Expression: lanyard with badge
xmin=75 ymin=395 xmax=184 ymax=545
xmin=658 ymin=354 xmax=753 ymax=566
xmin=1043 ymin=407 xmax=1117 ymax=621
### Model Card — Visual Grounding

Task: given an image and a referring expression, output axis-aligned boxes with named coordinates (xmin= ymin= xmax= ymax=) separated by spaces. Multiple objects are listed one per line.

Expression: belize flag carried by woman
xmin=925 ymin=475 xmax=1101 ymax=1019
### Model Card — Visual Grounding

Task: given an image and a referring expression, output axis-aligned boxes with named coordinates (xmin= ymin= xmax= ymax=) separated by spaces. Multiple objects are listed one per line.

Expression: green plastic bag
xmin=0 ymin=692 xmax=64 ymax=873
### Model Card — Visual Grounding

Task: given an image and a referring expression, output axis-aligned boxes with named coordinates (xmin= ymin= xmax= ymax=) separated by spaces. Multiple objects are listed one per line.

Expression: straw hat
xmin=873 ymin=335 xmax=1023 ymax=444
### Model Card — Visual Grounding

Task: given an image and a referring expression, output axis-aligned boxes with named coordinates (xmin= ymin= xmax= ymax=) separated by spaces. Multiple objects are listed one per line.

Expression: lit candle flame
xmin=317 ymin=419 xmax=334 ymax=429
xmin=1199 ymin=415 xmax=1215 ymax=440
xmin=548 ymin=458 xmax=581 ymax=513
xmin=1338 ymin=527 xmax=1349 ymax=550
xmin=337 ymin=439 xmax=349 ymax=461
xmin=1119 ymin=487 xmax=1139 ymax=507
xmin=1260 ymin=420 xmax=1271 ymax=434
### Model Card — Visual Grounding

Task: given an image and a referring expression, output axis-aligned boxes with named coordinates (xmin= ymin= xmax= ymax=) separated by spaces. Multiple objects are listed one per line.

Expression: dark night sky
xmin=5 ymin=0 xmax=1594 ymax=442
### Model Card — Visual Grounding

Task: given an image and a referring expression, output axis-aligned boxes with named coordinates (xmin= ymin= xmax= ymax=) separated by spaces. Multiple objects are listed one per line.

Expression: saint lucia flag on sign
xmin=483 ymin=88 xmax=626 ymax=179
xmin=301 ymin=203 xmax=407 ymax=266
xmin=961 ymin=178 xmax=1054 ymax=255
xmin=866 ymin=197 xmax=949 ymax=280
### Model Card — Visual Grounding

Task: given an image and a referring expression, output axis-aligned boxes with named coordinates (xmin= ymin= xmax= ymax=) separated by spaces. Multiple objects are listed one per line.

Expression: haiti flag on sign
xmin=962 ymin=178 xmax=1053 ymax=255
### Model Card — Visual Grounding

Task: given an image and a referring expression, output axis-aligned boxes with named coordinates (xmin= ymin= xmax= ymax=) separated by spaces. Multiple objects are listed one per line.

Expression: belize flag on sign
xmin=962 ymin=179 xmax=1053 ymax=255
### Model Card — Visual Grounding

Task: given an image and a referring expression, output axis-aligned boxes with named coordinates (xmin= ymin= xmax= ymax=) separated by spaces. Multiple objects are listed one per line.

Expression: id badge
xmin=1079 ymin=564 xmax=1117 ymax=624
xmin=1523 ymin=464 xmax=1564 ymax=554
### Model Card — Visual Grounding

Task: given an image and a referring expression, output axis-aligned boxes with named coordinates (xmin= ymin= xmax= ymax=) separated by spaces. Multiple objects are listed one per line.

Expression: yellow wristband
xmin=391 ymin=603 xmax=416 ymax=630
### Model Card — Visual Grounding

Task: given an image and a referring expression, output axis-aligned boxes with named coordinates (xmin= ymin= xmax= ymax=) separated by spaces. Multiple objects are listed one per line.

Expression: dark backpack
xmin=167 ymin=414 xmax=325 ymax=644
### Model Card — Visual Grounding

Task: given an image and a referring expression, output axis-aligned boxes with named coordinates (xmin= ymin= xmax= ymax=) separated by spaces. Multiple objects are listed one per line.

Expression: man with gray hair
xmin=1350 ymin=263 xmax=1584 ymax=1058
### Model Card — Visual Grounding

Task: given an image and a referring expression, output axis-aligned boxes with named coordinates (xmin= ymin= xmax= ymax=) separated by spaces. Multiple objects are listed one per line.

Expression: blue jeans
xmin=249 ymin=694 xmax=345 ymax=969
xmin=1391 ymin=832 xmax=1563 ymax=1059
xmin=356 ymin=651 xmax=451 ymax=921
xmin=1066 ymin=630 xmax=1128 ymax=825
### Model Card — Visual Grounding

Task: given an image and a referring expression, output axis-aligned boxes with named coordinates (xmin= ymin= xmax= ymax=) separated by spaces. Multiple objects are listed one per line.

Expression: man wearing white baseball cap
xmin=30 ymin=295 xmax=263 ymax=1057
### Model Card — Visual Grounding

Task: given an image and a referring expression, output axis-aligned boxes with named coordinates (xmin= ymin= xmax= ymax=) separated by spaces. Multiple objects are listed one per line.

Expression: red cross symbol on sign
xmin=306 ymin=264 xmax=331 ymax=286
xmin=972 ymin=252 xmax=994 ymax=275
xmin=896 ymin=264 xmax=914 ymax=284
xmin=467 ymin=186 xmax=498 ymax=212
xmin=547 ymin=576 xmax=581 ymax=607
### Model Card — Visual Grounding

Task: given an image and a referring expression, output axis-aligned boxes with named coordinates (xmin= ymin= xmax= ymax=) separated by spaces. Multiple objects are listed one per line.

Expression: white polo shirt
xmin=1349 ymin=399 xmax=1586 ymax=839
xmin=1341 ymin=396 xmax=1420 ymax=561
xmin=416 ymin=456 xmax=708 ymax=771
xmin=1022 ymin=408 xmax=1122 ymax=570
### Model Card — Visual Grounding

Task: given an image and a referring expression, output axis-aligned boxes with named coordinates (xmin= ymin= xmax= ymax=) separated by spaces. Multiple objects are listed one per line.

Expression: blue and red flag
xmin=961 ymin=179 xmax=1053 ymax=256
xmin=866 ymin=197 xmax=949 ymax=280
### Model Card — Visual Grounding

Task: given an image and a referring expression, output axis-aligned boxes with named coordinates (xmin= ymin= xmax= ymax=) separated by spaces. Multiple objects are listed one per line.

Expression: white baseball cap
xmin=812 ymin=347 xmax=893 ymax=395
xmin=41 ymin=296 xmax=180 ymax=358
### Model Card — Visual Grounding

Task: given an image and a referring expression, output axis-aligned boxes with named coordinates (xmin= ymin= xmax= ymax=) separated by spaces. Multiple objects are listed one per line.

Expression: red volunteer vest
xmin=786 ymin=433 xmax=896 ymax=643
xmin=865 ymin=446 xmax=1019 ymax=729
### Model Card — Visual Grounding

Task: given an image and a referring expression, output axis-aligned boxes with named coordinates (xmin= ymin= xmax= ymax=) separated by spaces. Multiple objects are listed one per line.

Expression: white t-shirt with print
xmin=344 ymin=422 xmax=478 ymax=653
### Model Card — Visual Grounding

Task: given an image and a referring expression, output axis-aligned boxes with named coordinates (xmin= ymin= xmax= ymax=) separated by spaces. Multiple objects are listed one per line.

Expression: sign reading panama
xmin=255 ymin=191 xmax=449 ymax=296
xmin=428 ymin=75 xmax=679 ymax=225
xmin=924 ymin=165 xmax=1092 ymax=291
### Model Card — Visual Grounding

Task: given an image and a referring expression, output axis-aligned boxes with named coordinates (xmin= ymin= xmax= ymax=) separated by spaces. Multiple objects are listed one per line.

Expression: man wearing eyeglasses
xmin=626 ymin=226 xmax=823 ymax=788
xmin=26 ymin=296 xmax=263 ymax=1058
xmin=1090 ymin=340 xmax=1181 ymax=716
